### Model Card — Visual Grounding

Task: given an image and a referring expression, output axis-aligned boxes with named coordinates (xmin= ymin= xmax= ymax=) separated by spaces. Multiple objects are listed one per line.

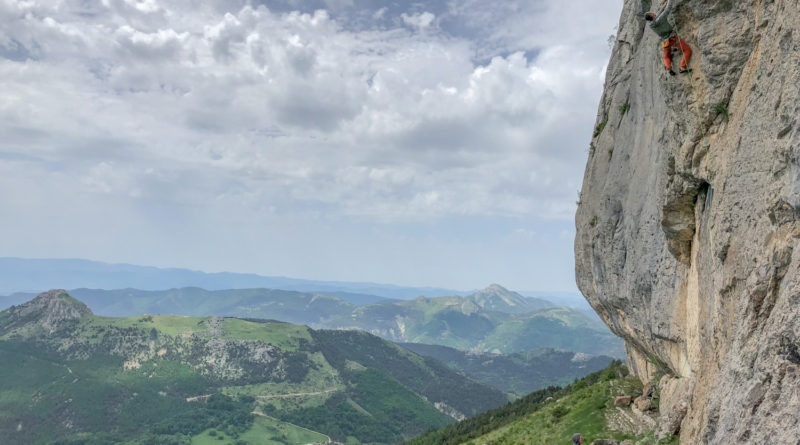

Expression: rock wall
xmin=575 ymin=0 xmax=800 ymax=443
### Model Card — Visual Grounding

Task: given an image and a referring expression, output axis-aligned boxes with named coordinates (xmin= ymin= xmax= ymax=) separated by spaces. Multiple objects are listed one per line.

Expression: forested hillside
xmin=0 ymin=290 xmax=507 ymax=444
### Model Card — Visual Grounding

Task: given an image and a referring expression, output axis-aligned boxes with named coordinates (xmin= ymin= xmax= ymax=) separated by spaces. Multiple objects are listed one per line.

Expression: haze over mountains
xmin=0 ymin=257 xmax=589 ymax=308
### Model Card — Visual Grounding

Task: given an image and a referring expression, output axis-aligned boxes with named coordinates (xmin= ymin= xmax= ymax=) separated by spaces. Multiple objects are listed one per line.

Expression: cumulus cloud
xmin=0 ymin=0 xmax=622 ymax=288
xmin=401 ymin=11 xmax=435 ymax=30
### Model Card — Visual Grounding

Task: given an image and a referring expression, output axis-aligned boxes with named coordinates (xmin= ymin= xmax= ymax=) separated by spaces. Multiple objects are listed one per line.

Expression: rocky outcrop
xmin=575 ymin=0 xmax=799 ymax=443
xmin=615 ymin=395 xmax=633 ymax=406
xmin=0 ymin=289 xmax=92 ymax=334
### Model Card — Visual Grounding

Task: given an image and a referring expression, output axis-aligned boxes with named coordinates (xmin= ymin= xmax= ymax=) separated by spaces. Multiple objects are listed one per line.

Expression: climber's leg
xmin=677 ymin=38 xmax=692 ymax=70
xmin=663 ymin=41 xmax=673 ymax=70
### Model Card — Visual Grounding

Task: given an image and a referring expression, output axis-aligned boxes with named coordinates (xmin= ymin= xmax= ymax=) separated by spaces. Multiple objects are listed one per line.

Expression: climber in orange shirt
xmin=643 ymin=0 xmax=692 ymax=75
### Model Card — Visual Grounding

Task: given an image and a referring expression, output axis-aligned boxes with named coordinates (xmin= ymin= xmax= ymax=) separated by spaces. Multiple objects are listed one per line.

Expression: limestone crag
xmin=575 ymin=0 xmax=799 ymax=443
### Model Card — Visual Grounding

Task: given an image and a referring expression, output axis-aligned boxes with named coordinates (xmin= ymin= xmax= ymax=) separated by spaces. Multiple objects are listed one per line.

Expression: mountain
xmin=574 ymin=1 xmax=800 ymax=442
xmin=405 ymin=362 xmax=675 ymax=445
xmin=0 ymin=285 xmax=624 ymax=358
xmin=0 ymin=290 xmax=508 ymax=445
xmin=0 ymin=257 xmax=459 ymax=300
xmin=346 ymin=292 xmax=625 ymax=357
xmin=466 ymin=283 xmax=552 ymax=314
xmin=399 ymin=343 xmax=614 ymax=396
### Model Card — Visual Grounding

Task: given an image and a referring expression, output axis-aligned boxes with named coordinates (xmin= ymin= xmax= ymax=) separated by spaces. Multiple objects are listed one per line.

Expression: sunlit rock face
xmin=575 ymin=0 xmax=800 ymax=442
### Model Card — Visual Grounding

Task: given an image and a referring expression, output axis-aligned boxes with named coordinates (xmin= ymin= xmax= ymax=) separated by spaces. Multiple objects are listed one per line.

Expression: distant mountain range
xmin=0 ymin=290 xmax=509 ymax=444
xmin=0 ymin=257 xmax=460 ymax=300
xmin=2 ymin=284 xmax=623 ymax=358
xmin=0 ymin=257 xmax=589 ymax=307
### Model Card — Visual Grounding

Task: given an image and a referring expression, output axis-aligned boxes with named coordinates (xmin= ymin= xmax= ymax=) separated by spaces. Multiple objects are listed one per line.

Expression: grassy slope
xmin=461 ymin=372 xmax=640 ymax=444
xmin=405 ymin=363 xmax=679 ymax=445
xmin=191 ymin=415 xmax=329 ymax=445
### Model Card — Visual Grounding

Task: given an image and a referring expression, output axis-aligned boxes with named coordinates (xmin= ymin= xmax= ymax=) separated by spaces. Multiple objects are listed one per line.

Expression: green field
xmin=192 ymin=415 xmax=329 ymax=445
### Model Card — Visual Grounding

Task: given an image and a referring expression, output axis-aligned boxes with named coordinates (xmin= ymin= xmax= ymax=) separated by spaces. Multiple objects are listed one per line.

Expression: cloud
xmin=401 ymin=11 xmax=435 ymax=30
xmin=0 ymin=0 xmax=622 ymax=289
xmin=0 ymin=0 xmax=620 ymax=222
xmin=115 ymin=25 xmax=188 ymax=60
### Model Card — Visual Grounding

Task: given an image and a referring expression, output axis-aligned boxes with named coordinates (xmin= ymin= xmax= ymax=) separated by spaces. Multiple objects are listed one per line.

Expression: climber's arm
xmin=640 ymin=0 xmax=652 ymax=16
xmin=652 ymin=0 xmax=673 ymax=28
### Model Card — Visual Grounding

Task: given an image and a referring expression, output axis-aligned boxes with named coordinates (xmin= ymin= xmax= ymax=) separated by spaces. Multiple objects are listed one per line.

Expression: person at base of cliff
xmin=642 ymin=0 xmax=692 ymax=75
xmin=572 ymin=433 xmax=584 ymax=444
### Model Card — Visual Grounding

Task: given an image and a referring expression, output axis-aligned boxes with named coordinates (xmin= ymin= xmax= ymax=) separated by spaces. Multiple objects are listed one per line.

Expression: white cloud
xmin=0 ymin=0 xmax=622 ymax=288
xmin=401 ymin=11 xmax=435 ymax=30
xmin=0 ymin=0 xmax=619 ymax=222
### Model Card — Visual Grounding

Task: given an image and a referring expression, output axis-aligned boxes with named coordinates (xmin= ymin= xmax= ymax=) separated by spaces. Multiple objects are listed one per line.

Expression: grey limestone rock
xmin=576 ymin=0 xmax=800 ymax=443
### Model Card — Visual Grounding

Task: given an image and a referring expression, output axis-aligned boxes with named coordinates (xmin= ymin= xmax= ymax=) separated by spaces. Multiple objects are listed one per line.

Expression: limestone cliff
xmin=575 ymin=0 xmax=799 ymax=443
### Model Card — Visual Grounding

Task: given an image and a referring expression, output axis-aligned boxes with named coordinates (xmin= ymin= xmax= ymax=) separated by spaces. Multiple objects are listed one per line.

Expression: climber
xmin=642 ymin=0 xmax=692 ymax=75
xmin=572 ymin=433 xmax=584 ymax=445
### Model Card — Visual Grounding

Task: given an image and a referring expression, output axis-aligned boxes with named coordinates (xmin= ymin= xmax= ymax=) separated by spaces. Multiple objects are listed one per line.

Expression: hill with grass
xmin=405 ymin=362 xmax=678 ymax=445
xmin=0 ymin=290 xmax=508 ymax=445
xmin=400 ymin=343 xmax=614 ymax=396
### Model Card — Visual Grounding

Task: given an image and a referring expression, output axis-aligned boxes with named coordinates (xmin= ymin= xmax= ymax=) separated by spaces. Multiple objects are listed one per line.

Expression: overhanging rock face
xmin=574 ymin=0 xmax=800 ymax=442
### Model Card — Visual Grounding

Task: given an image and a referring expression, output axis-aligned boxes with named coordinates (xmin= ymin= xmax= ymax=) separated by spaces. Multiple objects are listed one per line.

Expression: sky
xmin=0 ymin=0 xmax=623 ymax=292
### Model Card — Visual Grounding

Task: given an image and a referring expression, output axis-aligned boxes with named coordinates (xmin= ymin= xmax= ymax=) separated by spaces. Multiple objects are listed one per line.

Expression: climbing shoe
xmin=668 ymin=69 xmax=676 ymax=76
xmin=680 ymin=68 xmax=692 ymax=74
